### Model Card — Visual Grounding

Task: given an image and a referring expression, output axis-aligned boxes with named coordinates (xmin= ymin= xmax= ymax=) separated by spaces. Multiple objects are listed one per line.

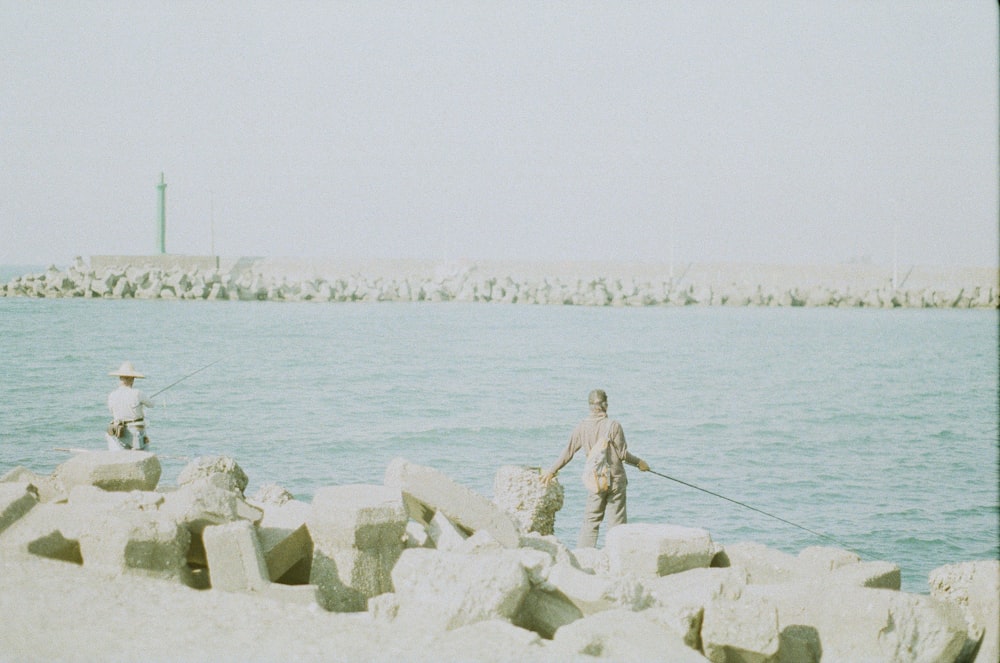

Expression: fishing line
xmin=646 ymin=468 xmax=869 ymax=556
xmin=149 ymin=357 xmax=227 ymax=399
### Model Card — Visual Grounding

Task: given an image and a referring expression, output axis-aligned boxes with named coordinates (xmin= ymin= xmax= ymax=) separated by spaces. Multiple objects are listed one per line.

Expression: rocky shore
xmin=2 ymin=257 xmax=997 ymax=308
xmin=1 ymin=451 xmax=996 ymax=662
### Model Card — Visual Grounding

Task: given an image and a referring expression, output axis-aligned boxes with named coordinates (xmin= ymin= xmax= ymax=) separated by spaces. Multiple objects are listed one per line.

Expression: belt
xmin=118 ymin=418 xmax=144 ymax=425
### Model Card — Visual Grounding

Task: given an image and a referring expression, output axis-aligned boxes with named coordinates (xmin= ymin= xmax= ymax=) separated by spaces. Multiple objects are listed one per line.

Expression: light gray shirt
xmin=108 ymin=385 xmax=153 ymax=424
xmin=548 ymin=412 xmax=643 ymax=487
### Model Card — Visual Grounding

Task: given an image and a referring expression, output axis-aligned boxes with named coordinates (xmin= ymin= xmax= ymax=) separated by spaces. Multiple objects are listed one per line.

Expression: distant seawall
xmin=2 ymin=255 xmax=997 ymax=308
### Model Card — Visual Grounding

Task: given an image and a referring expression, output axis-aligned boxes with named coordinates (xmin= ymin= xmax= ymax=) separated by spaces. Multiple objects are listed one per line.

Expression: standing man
xmin=541 ymin=389 xmax=649 ymax=548
xmin=106 ymin=361 xmax=154 ymax=451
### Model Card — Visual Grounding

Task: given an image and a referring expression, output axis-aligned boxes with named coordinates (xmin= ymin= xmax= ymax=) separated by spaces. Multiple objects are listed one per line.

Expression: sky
xmin=1 ymin=2 xmax=997 ymax=268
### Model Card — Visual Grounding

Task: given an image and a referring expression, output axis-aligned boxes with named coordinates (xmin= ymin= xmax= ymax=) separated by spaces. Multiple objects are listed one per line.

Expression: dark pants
xmin=578 ymin=481 xmax=627 ymax=548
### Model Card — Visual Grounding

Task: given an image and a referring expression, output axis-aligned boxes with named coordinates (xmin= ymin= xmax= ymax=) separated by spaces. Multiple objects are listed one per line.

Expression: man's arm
xmin=614 ymin=422 xmax=649 ymax=471
xmin=541 ymin=431 xmax=581 ymax=485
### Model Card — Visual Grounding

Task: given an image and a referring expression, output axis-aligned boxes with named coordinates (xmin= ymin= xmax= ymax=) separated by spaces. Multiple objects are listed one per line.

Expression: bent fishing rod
xmin=149 ymin=357 xmax=226 ymax=399
xmin=645 ymin=468 xmax=869 ymax=556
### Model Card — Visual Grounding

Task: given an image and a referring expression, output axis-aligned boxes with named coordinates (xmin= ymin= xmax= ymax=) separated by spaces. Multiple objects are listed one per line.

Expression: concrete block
xmin=161 ymin=481 xmax=263 ymax=534
xmin=492 ymin=465 xmax=564 ymax=535
xmin=828 ymin=559 xmax=901 ymax=589
xmin=606 ymin=523 xmax=715 ymax=578
xmin=52 ymin=450 xmax=161 ymax=493
xmin=456 ymin=529 xmax=504 ymax=555
xmin=66 ymin=485 xmax=163 ymax=511
xmin=718 ymin=541 xmax=801 ymax=584
xmin=511 ymin=585 xmax=583 ymax=639
xmin=572 ymin=546 xmax=609 ymax=574
xmin=749 ymin=583 xmax=969 ymax=663
xmin=202 ymin=520 xmax=270 ymax=593
xmin=546 ymin=561 xmax=652 ymax=615
xmin=385 ymin=458 xmax=521 ymax=548
xmin=519 ymin=533 xmax=579 ymax=569
xmin=390 ymin=548 xmax=530 ymax=630
xmin=550 ymin=608 xmax=708 ymax=662
xmin=427 ymin=510 xmax=468 ymax=551
xmin=403 ymin=520 xmax=430 ymax=548
xmin=311 ymin=546 xmax=396 ymax=612
xmin=251 ymin=482 xmax=295 ymax=506
xmin=255 ymin=499 xmax=312 ymax=583
xmin=929 ymin=560 xmax=999 ymax=663
xmin=308 ymin=485 xmax=407 ymax=550
xmin=702 ymin=594 xmax=780 ymax=663
xmin=796 ymin=545 xmax=861 ymax=572
xmin=177 ymin=455 xmax=248 ymax=495
xmin=0 ymin=483 xmax=38 ymax=535
xmin=0 ymin=466 xmax=41 ymax=484
xmin=307 ymin=486 xmax=407 ymax=612
xmin=432 ymin=620 xmax=545 ymax=661
xmin=77 ymin=510 xmax=192 ymax=584
xmin=0 ymin=503 xmax=74 ymax=557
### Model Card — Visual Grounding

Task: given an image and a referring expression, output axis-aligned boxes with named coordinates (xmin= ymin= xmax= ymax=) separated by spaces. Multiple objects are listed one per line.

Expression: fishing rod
xmin=646 ymin=468 xmax=861 ymax=553
xmin=149 ymin=357 xmax=226 ymax=399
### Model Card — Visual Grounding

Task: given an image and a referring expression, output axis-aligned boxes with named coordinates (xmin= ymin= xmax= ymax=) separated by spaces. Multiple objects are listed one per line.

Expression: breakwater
xmin=1 ymin=452 xmax=996 ymax=662
xmin=3 ymin=256 xmax=997 ymax=308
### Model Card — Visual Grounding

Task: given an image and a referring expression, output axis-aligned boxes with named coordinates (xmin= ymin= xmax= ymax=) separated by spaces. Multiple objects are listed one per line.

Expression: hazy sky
xmin=2 ymin=2 xmax=997 ymax=268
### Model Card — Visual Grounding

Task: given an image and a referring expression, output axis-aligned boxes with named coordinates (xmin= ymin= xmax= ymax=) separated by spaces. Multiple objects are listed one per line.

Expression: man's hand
xmin=637 ymin=460 xmax=650 ymax=472
xmin=541 ymin=471 xmax=556 ymax=485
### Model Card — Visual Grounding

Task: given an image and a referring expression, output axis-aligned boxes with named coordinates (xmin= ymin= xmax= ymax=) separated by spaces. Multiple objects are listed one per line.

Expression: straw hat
xmin=109 ymin=361 xmax=145 ymax=378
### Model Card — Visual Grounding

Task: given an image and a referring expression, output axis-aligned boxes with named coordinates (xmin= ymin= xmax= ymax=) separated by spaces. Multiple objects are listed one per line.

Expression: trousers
xmin=577 ymin=480 xmax=627 ymax=548
xmin=106 ymin=425 xmax=148 ymax=451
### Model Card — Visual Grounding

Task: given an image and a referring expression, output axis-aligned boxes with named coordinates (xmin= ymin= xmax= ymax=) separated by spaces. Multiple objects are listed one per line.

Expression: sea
xmin=1 ymin=294 xmax=997 ymax=594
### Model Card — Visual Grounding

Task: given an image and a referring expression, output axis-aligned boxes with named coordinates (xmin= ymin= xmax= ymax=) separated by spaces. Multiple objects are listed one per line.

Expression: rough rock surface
xmin=929 ymin=560 xmax=1000 ymax=663
xmin=492 ymin=465 xmax=564 ymax=535
xmin=0 ymin=452 xmax=992 ymax=663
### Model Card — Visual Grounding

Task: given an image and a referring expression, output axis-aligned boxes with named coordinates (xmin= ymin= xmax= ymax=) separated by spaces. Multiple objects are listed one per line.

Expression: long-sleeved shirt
xmin=548 ymin=412 xmax=643 ymax=487
xmin=108 ymin=385 xmax=153 ymax=424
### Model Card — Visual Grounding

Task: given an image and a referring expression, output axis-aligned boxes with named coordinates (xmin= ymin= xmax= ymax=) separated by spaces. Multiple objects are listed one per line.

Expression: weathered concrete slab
xmin=796 ymin=545 xmax=861 ymax=572
xmin=701 ymin=594 xmax=780 ymax=663
xmin=309 ymin=485 xmax=407 ymax=549
xmin=52 ymin=451 xmax=161 ymax=493
xmin=545 ymin=560 xmax=651 ymax=615
xmin=66 ymin=485 xmax=164 ymax=511
xmin=0 ymin=466 xmax=41 ymax=484
xmin=748 ymin=583 xmax=969 ymax=663
xmin=572 ymin=546 xmax=609 ymax=575
xmin=311 ymin=546 xmax=396 ymax=612
xmin=717 ymin=541 xmax=804 ymax=584
xmin=550 ymin=608 xmax=709 ymax=662
xmin=403 ymin=520 xmax=431 ymax=548
xmin=0 ymin=483 xmax=38 ymax=536
xmin=511 ymin=585 xmax=583 ymax=639
xmin=492 ymin=465 xmax=563 ymax=536
xmin=254 ymin=499 xmax=312 ymax=583
xmin=77 ymin=510 xmax=192 ymax=584
xmin=202 ymin=520 xmax=270 ymax=593
xmin=432 ymin=620 xmax=546 ymax=662
xmin=307 ymin=485 xmax=407 ymax=612
xmin=518 ymin=533 xmax=579 ymax=570
xmin=390 ymin=548 xmax=530 ymax=631
xmin=828 ymin=559 xmax=901 ymax=589
xmin=606 ymin=523 xmax=715 ymax=578
xmin=643 ymin=566 xmax=748 ymax=649
xmin=161 ymin=481 xmax=263 ymax=534
xmin=385 ymin=458 xmax=521 ymax=548
xmin=427 ymin=510 xmax=468 ymax=551
xmin=929 ymin=560 xmax=999 ymax=663
xmin=177 ymin=456 xmax=249 ymax=495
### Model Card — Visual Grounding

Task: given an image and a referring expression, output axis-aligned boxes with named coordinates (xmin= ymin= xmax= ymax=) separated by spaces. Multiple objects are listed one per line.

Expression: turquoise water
xmin=1 ymin=298 xmax=997 ymax=593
